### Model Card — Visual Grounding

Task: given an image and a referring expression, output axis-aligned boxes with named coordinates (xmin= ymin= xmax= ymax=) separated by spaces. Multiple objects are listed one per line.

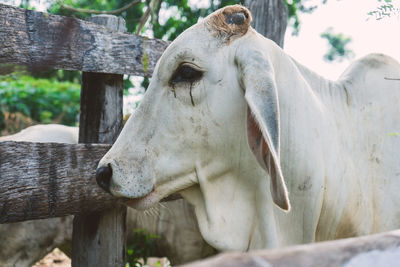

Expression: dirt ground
xmin=32 ymin=249 xmax=171 ymax=267
xmin=32 ymin=248 xmax=70 ymax=267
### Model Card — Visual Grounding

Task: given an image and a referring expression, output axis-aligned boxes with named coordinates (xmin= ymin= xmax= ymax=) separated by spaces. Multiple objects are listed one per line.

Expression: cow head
xmin=97 ymin=5 xmax=290 ymax=250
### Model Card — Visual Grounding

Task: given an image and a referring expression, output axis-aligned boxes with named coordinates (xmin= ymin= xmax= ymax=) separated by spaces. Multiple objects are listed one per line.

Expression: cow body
xmin=97 ymin=5 xmax=400 ymax=252
xmin=272 ymin=52 xmax=400 ymax=245
xmin=0 ymin=124 xmax=78 ymax=143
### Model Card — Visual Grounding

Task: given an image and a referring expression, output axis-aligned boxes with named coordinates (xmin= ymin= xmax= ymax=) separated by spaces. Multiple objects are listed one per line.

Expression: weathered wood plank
xmin=180 ymin=230 xmax=400 ymax=267
xmin=72 ymin=15 xmax=126 ymax=267
xmin=79 ymin=72 xmax=124 ymax=143
xmin=0 ymin=141 xmax=115 ymax=223
xmin=0 ymin=140 xmax=181 ymax=224
xmin=0 ymin=3 xmax=169 ymax=76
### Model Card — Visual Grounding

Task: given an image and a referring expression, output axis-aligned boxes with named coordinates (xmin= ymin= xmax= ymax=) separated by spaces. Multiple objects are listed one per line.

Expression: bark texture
xmin=0 ymin=4 xmax=169 ymax=76
xmin=244 ymin=0 xmax=288 ymax=47
xmin=0 ymin=140 xmax=181 ymax=224
xmin=0 ymin=141 xmax=114 ymax=223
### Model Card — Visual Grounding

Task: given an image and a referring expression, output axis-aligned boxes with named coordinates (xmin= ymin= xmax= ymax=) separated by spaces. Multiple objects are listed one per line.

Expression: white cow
xmin=0 ymin=124 xmax=213 ymax=266
xmin=97 ymin=5 xmax=400 ymax=252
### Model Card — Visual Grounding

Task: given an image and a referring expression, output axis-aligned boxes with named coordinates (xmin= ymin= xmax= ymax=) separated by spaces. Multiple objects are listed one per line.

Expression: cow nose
xmin=96 ymin=164 xmax=112 ymax=194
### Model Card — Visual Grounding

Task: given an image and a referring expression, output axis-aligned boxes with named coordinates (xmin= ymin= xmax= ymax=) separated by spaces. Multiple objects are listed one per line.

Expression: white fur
xmin=98 ymin=12 xmax=400 ymax=252
xmin=0 ymin=124 xmax=78 ymax=144
xmin=344 ymin=247 xmax=400 ymax=267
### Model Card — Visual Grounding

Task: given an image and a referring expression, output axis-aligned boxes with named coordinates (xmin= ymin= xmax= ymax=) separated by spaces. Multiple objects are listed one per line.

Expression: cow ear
xmin=236 ymin=47 xmax=290 ymax=211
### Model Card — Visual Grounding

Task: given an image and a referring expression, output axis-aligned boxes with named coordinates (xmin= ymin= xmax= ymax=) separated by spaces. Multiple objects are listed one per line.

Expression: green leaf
xmin=321 ymin=28 xmax=354 ymax=62
xmin=0 ymin=74 xmax=80 ymax=127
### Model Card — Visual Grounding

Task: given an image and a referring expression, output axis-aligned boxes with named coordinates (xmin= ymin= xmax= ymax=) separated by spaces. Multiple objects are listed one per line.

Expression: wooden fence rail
xmin=180 ymin=230 xmax=400 ymax=267
xmin=0 ymin=141 xmax=115 ymax=223
xmin=0 ymin=3 xmax=169 ymax=77
xmin=0 ymin=140 xmax=180 ymax=224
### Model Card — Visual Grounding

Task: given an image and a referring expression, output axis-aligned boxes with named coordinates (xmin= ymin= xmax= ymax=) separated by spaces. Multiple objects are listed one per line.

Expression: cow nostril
xmin=96 ymin=164 xmax=112 ymax=194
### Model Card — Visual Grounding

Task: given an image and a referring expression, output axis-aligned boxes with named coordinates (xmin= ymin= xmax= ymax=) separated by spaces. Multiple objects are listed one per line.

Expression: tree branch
xmin=136 ymin=0 xmax=161 ymax=34
xmin=56 ymin=0 xmax=141 ymax=15
xmin=136 ymin=8 xmax=151 ymax=34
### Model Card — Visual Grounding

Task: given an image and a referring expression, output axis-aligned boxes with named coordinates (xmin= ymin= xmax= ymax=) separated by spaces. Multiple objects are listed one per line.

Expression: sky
xmin=284 ymin=0 xmax=400 ymax=80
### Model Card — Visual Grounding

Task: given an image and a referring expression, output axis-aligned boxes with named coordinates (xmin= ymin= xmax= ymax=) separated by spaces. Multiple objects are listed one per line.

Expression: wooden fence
xmin=0 ymin=4 xmax=168 ymax=76
xmin=0 ymin=3 xmax=168 ymax=266
xmin=2 ymin=3 xmax=400 ymax=267
xmin=180 ymin=230 xmax=400 ymax=267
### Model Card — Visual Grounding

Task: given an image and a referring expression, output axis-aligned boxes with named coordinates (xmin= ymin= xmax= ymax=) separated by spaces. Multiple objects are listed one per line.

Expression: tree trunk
xmin=244 ymin=0 xmax=288 ymax=48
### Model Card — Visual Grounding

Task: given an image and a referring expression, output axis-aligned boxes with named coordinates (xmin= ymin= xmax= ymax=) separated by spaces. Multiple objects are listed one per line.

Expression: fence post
xmin=72 ymin=15 xmax=127 ymax=267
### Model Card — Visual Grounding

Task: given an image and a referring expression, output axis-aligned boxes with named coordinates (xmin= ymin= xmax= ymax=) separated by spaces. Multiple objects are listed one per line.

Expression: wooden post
xmin=72 ymin=15 xmax=127 ymax=267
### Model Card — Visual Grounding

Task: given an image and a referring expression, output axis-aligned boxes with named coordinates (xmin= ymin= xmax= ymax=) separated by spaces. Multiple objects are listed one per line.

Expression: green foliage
xmin=320 ymin=28 xmax=354 ymax=62
xmin=125 ymin=229 xmax=160 ymax=267
xmin=142 ymin=77 xmax=150 ymax=90
xmin=0 ymin=74 xmax=80 ymax=128
xmin=48 ymin=0 xmax=146 ymax=33
xmin=124 ymin=75 xmax=135 ymax=94
xmin=284 ymin=0 xmax=328 ymax=35
xmin=9 ymin=0 xmax=340 ymax=40
xmin=368 ymin=0 xmax=399 ymax=20
xmin=46 ymin=0 xmax=329 ymax=41
xmin=47 ymin=0 xmax=243 ymax=41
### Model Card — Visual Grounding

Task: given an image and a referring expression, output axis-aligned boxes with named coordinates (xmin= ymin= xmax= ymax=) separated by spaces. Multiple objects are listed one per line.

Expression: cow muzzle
xmin=96 ymin=164 xmax=113 ymax=194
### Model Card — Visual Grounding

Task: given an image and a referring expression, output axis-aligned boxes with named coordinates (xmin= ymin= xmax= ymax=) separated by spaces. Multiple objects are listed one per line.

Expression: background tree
xmin=368 ymin=0 xmax=400 ymax=20
xmin=320 ymin=27 xmax=354 ymax=62
xmin=245 ymin=0 xmax=288 ymax=47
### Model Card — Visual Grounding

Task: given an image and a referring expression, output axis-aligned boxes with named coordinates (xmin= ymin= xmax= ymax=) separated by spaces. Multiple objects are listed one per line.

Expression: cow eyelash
xmin=169 ymin=64 xmax=203 ymax=106
xmin=169 ymin=64 xmax=203 ymax=85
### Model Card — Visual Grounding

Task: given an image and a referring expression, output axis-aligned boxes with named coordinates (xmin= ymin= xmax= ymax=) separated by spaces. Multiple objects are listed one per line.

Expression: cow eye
xmin=169 ymin=64 xmax=203 ymax=85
